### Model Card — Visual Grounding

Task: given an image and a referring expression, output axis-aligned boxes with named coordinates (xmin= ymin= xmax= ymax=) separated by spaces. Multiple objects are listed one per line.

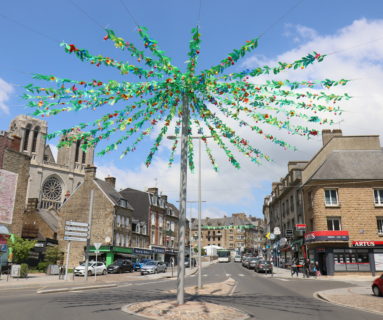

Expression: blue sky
xmin=1 ymin=0 xmax=383 ymax=219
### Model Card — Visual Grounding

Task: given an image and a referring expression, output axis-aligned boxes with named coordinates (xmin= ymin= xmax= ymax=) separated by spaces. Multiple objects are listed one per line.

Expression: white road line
xmin=238 ymin=274 xmax=245 ymax=277
xmin=276 ymin=278 xmax=289 ymax=281
xmin=203 ymin=274 xmax=208 ymax=277
xmin=225 ymin=273 xmax=231 ymax=277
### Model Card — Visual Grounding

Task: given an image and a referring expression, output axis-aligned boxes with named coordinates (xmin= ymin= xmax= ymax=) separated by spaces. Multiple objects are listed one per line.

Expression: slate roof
xmin=94 ymin=179 xmax=134 ymax=211
xmin=119 ymin=188 xmax=150 ymax=220
xmin=167 ymin=202 xmax=179 ymax=218
xmin=309 ymin=150 xmax=383 ymax=181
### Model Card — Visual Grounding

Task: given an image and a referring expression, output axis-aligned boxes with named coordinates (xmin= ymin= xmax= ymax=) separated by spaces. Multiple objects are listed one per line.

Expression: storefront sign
xmin=151 ymin=246 xmax=165 ymax=254
xmin=304 ymin=231 xmax=349 ymax=243
xmin=352 ymin=241 xmax=383 ymax=247
xmin=133 ymin=248 xmax=152 ymax=255
xmin=295 ymin=224 xmax=306 ymax=231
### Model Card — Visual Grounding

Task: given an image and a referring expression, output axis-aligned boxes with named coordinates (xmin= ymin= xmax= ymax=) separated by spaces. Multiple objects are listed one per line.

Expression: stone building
xmin=0 ymin=131 xmax=30 ymax=237
xmin=120 ymin=187 xmax=179 ymax=264
xmin=3 ymin=115 xmax=94 ymax=241
xmin=264 ymin=129 xmax=383 ymax=275
xmin=58 ymin=166 xmax=134 ymax=267
xmin=191 ymin=213 xmax=261 ymax=255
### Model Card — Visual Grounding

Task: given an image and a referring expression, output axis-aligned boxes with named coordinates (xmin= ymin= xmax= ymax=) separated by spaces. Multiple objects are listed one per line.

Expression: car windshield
xmin=146 ymin=262 xmax=156 ymax=266
xmin=111 ymin=261 xmax=123 ymax=266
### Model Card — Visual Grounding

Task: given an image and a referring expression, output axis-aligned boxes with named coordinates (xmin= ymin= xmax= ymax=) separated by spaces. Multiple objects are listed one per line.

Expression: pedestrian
xmin=315 ymin=261 xmax=321 ymax=278
xmin=304 ymin=259 xmax=310 ymax=278
xmin=59 ymin=265 xmax=65 ymax=280
xmin=291 ymin=259 xmax=299 ymax=277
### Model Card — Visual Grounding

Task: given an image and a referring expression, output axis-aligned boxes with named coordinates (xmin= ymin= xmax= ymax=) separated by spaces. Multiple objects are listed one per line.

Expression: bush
xmin=37 ymin=261 xmax=49 ymax=272
xmin=44 ymin=246 xmax=64 ymax=264
xmin=20 ymin=263 xmax=29 ymax=278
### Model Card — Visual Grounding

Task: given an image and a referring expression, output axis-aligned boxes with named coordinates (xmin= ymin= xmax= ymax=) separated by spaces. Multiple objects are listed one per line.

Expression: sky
xmin=1 ymin=0 xmax=383 ymax=220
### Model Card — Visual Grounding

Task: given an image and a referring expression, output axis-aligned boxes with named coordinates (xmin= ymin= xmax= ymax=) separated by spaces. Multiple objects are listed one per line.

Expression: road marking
xmin=238 ymin=274 xmax=245 ymax=277
xmin=275 ymin=278 xmax=289 ymax=281
xmin=225 ymin=273 xmax=231 ymax=277
xmin=203 ymin=274 xmax=208 ymax=277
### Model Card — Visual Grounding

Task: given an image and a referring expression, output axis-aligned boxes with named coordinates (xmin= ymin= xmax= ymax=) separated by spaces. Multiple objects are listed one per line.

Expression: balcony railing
xmin=40 ymin=200 xmax=61 ymax=210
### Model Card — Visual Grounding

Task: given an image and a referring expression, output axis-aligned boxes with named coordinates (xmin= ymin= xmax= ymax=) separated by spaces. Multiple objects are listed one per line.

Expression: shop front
xmin=150 ymin=246 xmax=165 ymax=262
xmin=88 ymin=246 xmax=134 ymax=266
xmin=165 ymin=249 xmax=178 ymax=266
xmin=132 ymin=248 xmax=153 ymax=262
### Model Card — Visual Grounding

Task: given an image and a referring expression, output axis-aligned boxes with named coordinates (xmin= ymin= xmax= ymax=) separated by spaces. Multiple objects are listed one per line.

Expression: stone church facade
xmin=4 ymin=114 xmax=94 ymax=241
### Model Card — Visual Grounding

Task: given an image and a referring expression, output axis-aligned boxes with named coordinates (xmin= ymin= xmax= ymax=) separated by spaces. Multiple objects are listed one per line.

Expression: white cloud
xmin=99 ymin=19 xmax=383 ymax=219
xmin=284 ymin=24 xmax=318 ymax=43
xmin=0 ymin=79 xmax=14 ymax=114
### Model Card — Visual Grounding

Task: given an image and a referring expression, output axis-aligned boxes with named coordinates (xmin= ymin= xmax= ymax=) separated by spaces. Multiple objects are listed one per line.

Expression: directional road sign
xmin=64 ymin=226 xmax=88 ymax=232
xmin=65 ymin=221 xmax=88 ymax=227
xmin=64 ymin=236 xmax=87 ymax=242
xmin=64 ymin=231 xmax=88 ymax=237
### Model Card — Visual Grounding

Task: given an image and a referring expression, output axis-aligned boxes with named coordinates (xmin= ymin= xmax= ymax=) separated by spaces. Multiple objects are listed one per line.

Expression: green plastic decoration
xmin=23 ymin=26 xmax=350 ymax=171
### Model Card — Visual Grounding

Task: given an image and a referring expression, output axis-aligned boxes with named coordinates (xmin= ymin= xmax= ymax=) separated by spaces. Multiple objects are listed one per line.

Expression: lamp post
xmin=168 ymin=135 xmax=212 ymax=290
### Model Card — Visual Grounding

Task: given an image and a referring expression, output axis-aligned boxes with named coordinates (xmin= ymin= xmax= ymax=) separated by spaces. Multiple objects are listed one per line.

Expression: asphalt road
xmin=0 ymin=262 xmax=380 ymax=320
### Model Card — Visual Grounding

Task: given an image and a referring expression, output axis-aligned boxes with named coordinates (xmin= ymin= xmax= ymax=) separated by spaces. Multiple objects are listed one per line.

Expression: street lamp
xmin=168 ymin=134 xmax=212 ymax=290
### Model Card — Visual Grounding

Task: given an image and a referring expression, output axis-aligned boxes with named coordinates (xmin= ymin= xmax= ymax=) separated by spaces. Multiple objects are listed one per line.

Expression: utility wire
xmin=119 ymin=0 xmax=140 ymax=27
xmin=327 ymin=36 xmax=383 ymax=56
xmin=0 ymin=13 xmax=59 ymax=44
xmin=69 ymin=0 xmax=105 ymax=30
xmin=257 ymin=0 xmax=305 ymax=39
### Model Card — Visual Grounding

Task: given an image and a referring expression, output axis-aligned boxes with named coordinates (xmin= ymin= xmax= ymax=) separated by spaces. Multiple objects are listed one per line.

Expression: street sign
xmin=64 ymin=226 xmax=88 ymax=232
xmin=269 ymin=233 xmax=276 ymax=240
xmin=65 ymin=221 xmax=89 ymax=227
xmin=273 ymin=227 xmax=281 ymax=235
xmin=64 ymin=231 xmax=88 ymax=237
xmin=295 ymin=224 xmax=306 ymax=231
xmin=64 ymin=236 xmax=87 ymax=242
xmin=286 ymin=229 xmax=293 ymax=238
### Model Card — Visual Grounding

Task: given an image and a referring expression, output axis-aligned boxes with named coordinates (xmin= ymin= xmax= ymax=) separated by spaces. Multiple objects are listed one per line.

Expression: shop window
xmin=374 ymin=189 xmax=383 ymax=206
xmin=334 ymin=249 xmax=370 ymax=272
xmin=327 ymin=217 xmax=341 ymax=231
xmin=377 ymin=217 xmax=383 ymax=234
xmin=324 ymin=189 xmax=339 ymax=206
xmin=290 ymin=195 xmax=294 ymax=213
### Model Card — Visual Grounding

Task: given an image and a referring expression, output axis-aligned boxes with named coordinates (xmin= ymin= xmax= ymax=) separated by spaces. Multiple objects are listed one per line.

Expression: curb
xmin=36 ymin=283 xmax=117 ymax=294
xmin=313 ymin=290 xmax=383 ymax=316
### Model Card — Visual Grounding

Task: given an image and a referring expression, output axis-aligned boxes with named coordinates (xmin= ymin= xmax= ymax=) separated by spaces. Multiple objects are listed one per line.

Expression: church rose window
xmin=42 ymin=177 xmax=62 ymax=201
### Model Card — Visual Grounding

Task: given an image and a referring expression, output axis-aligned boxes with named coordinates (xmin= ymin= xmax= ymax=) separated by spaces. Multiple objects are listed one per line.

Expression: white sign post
xmin=64 ymin=221 xmax=89 ymax=280
xmin=94 ymin=243 xmax=102 ymax=280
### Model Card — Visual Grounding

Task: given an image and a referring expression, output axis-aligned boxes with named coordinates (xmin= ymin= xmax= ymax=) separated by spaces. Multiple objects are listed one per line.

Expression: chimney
xmin=84 ymin=165 xmax=97 ymax=181
xmin=147 ymin=187 xmax=158 ymax=195
xmin=322 ymin=129 xmax=342 ymax=146
xmin=105 ymin=176 xmax=116 ymax=188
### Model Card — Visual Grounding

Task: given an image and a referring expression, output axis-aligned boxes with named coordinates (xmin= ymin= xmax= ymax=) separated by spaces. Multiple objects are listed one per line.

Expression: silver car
xmin=141 ymin=261 xmax=167 ymax=275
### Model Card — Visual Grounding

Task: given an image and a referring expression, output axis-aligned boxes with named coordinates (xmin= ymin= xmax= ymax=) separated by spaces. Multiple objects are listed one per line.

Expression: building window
xmin=377 ymin=217 xmax=383 ymax=234
xmin=151 ymin=230 xmax=155 ymax=244
xmin=229 ymin=236 xmax=233 ymax=240
xmin=116 ymin=215 xmax=121 ymax=227
xmin=159 ymin=216 xmax=163 ymax=228
xmin=142 ymin=224 xmax=146 ymax=235
xmin=327 ymin=217 xmax=341 ymax=231
xmin=325 ymin=189 xmax=339 ymax=206
xmin=151 ymin=213 xmax=156 ymax=225
xmin=290 ymin=195 xmax=294 ymax=213
xmin=125 ymin=235 xmax=129 ymax=247
xmin=31 ymin=126 xmax=40 ymax=153
xmin=23 ymin=124 xmax=32 ymax=151
xmin=374 ymin=189 xmax=383 ymax=206
xmin=75 ymin=140 xmax=81 ymax=163
xmin=308 ymin=191 xmax=313 ymax=209
xmin=229 ymin=243 xmax=234 ymax=248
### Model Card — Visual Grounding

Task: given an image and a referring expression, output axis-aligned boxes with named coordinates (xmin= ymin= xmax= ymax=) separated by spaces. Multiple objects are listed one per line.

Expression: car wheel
xmin=164 ymin=268 xmax=167 ymax=273
xmin=102 ymin=270 xmax=107 ymax=275
xmin=88 ymin=270 xmax=92 ymax=276
xmin=372 ymin=285 xmax=382 ymax=297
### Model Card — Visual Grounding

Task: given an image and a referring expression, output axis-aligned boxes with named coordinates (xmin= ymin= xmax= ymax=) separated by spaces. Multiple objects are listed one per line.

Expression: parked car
xmin=254 ymin=260 xmax=273 ymax=273
xmin=133 ymin=259 xmax=153 ymax=271
xmin=372 ymin=274 xmax=383 ymax=296
xmin=242 ymin=256 xmax=254 ymax=268
xmin=107 ymin=259 xmax=133 ymax=274
xmin=185 ymin=257 xmax=196 ymax=268
xmin=234 ymin=256 xmax=242 ymax=263
xmin=248 ymin=257 xmax=261 ymax=269
xmin=74 ymin=261 xmax=107 ymax=276
xmin=141 ymin=261 xmax=167 ymax=275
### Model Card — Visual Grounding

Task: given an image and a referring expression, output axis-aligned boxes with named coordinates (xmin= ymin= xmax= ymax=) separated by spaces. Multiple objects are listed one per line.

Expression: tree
xmin=44 ymin=246 xmax=64 ymax=264
xmin=7 ymin=235 xmax=36 ymax=264
xmin=194 ymin=246 xmax=206 ymax=256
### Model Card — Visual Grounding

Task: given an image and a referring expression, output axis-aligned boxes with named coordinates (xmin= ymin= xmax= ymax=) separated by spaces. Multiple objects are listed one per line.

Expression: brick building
xmin=264 ymin=130 xmax=383 ymax=275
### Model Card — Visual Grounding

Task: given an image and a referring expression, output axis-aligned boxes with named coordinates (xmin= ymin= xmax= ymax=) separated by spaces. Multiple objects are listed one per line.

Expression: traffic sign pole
xmin=84 ymin=190 xmax=94 ymax=281
xmin=64 ymin=241 xmax=71 ymax=280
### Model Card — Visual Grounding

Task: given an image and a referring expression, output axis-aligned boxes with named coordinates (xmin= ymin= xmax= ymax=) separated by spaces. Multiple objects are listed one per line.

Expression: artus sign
xmin=304 ymin=231 xmax=349 ymax=243
xmin=352 ymin=241 xmax=383 ymax=247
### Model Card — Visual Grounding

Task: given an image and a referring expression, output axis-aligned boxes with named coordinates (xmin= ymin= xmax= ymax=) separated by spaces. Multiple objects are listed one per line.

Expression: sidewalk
xmin=270 ymin=266 xmax=377 ymax=282
xmin=0 ymin=261 xmax=210 ymax=291
xmin=316 ymin=286 xmax=383 ymax=315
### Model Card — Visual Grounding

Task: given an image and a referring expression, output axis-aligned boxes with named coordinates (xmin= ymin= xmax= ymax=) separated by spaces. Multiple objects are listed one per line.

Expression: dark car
xmin=242 ymin=256 xmax=253 ymax=268
xmin=133 ymin=259 xmax=153 ymax=271
xmin=372 ymin=274 xmax=383 ymax=296
xmin=185 ymin=257 xmax=196 ymax=268
xmin=254 ymin=260 xmax=273 ymax=273
xmin=107 ymin=259 xmax=133 ymax=274
xmin=248 ymin=257 xmax=260 ymax=269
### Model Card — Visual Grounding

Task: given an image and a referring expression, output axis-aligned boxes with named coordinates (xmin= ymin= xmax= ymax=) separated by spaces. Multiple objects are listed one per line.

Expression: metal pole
xmin=198 ymin=138 xmax=202 ymax=289
xmin=64 ymin=241 xmax=71 ymax=280
xmin=189 ymin=207 xmax=192 ymax=268
xmin=95 ymin=251 xmax=97 ymax=281
xmin=177 ymin=93 xmax=189 ymax=305
xmin=84 ymin=189 xmax=94 ymax=281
